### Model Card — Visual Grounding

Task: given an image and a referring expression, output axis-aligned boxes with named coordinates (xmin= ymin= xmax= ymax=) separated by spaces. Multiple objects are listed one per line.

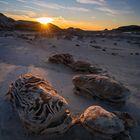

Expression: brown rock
xmin=6 ymin=74 xmax=74 ymax=134
xmin=48 ymin=53 xmax=74 ymax=66
xmin=80 ymin=105 xmax=134 ymax=140
xmin=70 ymin=61 xmax=103 ymax=74
xmin=72 ymin=74 xmax=130 ymax=103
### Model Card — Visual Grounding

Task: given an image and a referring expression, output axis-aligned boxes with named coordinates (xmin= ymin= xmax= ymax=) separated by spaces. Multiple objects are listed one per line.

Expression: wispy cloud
xmin=76 ymin=0 xmax=105 ymax=6
xmin=96 ymin=6 xmax=134 ymax=16
xmin=3 ymin=9 xmax=38 ymax=18
xmin=66 ymin=6 xmax=89 ymax=12
xmin=23 ymin=5 xmax=42 ymax=11
xmin=0 ymin=1 xmax=9 ymax=4
xmin=16 ymin=0 xmax=27 ymax=2
xmin=91 ymin=16 xmax=96 ymax=19
xmin=33 ymin=1 xmax=89 ymax=12
xmin=96 ymin=7 xmax=116 ymax=16
xmin=77 ymin=0 xmax=134 ymax=16
xmin=16 ymin=0 xmax=89 ymax=12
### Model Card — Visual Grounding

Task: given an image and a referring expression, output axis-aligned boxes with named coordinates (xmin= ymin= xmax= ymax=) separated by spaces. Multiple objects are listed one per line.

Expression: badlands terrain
xmin=0 ymin=31 xmax=140 ymax=140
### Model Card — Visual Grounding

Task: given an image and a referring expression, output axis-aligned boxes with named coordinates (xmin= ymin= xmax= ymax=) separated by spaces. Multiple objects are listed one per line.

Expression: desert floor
xmin=0 ymin=33 xmax=140 ymax=140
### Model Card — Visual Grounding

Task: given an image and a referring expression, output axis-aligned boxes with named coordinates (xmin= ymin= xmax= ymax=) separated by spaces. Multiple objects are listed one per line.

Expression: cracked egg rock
xmin=6 ymin=74 xmax=74 ymax=134
xmin=80 ymin=106 xmax=135 ymax=140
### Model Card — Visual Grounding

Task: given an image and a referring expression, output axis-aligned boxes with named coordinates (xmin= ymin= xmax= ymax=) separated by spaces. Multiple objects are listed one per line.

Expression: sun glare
xmin=37 ymin=17 xmax=53 ymax=24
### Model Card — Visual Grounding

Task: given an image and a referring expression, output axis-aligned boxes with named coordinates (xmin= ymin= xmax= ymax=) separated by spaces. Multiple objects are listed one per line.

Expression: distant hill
xmin=66 ymin=27 xmax=84 ymax=32
xmin=0 ymin=13 xmax=62 ymax=32
xmin=1 ymin=13 xmax=140 ymax=33
xmin=46 ymin=23 xmax=62 ymax=33
xmin=113 ymin=25 xmax=140 ymax=32
xmin=14 ymin=20 xmax=41 ymax=31
xmin=0 ymin=13 xmax=15 ymax=30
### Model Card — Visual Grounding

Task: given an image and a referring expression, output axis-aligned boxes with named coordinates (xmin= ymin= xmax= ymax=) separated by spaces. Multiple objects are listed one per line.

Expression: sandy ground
xmin=0 ymin=33 xmax=140 ymax=140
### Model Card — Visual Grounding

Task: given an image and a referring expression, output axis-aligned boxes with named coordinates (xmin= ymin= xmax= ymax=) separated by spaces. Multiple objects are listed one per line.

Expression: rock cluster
xmin=48 ymin=53 xmax=103 ymax=74
xmin=6 ymin=74 xmax=135 ymax=139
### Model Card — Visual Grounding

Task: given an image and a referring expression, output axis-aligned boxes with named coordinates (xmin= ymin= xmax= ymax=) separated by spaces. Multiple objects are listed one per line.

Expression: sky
xmin=0 ymin=0 xmax=140 ymax=30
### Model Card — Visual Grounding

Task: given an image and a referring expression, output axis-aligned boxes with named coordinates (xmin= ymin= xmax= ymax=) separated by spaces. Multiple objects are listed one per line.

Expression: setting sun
xmin=37 ymin=17 xmax=53 ymax=24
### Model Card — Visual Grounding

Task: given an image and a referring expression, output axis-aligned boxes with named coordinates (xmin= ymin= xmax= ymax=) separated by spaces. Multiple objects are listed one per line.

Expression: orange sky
xmin=5 ymin=13 xmax=114 ymax=30
xmin=1 ymin=0 xmax=139 ymax=31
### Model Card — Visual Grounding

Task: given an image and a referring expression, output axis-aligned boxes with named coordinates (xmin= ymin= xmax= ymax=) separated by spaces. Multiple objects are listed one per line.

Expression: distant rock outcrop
xmin=113 ymin=25 xmax=140 ymax=32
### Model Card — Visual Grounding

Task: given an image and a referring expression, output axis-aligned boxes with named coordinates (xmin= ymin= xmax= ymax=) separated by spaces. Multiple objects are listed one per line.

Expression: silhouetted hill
xmin=46 ymin=23 xmax=62 ymax=32
xmin=0 ymin=13 xmax=62 ymax=32
xmin=66 ymin=27 xmax=84 ymax=32
xmin=14 ymin=20 xmax=41 ymax=31
xmin=1 ymin=13 xmax=140 ymax=33
xmin=0 ymin=13 xmax=15 ymax=30
xmin=113 ymin=25 xmax=140 ymax=32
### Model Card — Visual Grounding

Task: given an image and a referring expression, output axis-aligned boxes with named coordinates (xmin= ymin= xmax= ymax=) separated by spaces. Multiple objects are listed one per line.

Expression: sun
xmin=37 ymin=17 xmax=53 ymax=24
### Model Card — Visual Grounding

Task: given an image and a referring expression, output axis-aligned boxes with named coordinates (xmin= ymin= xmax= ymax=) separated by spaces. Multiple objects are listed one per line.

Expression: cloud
xmin=22 ymin=1 xmax=90 ymax=12
xmin=0 ymin=1 xmax=9 ymax=4
xmin=3 ymin=9 xmax=38 ymax=19
xmin=96 ymin=7 xmax=116 ymax=16
xmin=76 ymin=0 xmax=105 ymax=5
xmin=16 ymin=0 xmax=27 ymax=2
xmin=96 ymin=6 xmax=134 ymax=16
xmin=77 ymin=0 xmax=134 ymax=16
xmin=66 ymin=6 xmax=89 ymax=12
xmin=91 ymin=16 xmax=96 ymax=19
xmin=23 ymin=5 xmax=42 ymax=11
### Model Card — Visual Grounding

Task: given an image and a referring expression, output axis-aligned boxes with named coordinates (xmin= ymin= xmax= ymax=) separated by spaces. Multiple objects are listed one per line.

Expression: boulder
xmin=72 ymin=74 xmax=130 ymax=103
xmin=80 ymin=105 xmax=135 ymax=139
xmin=70 ymin=61 xmax=102 ymax=74
xmin=48 ymin=53 xmax=74 ymax=66
xmin=6 ymin=74 xmax=74 ymax=134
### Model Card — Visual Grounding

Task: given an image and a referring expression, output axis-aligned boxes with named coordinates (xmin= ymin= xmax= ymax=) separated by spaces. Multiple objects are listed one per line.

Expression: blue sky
xmin=0 ymin=0 xmax=140 ymax=30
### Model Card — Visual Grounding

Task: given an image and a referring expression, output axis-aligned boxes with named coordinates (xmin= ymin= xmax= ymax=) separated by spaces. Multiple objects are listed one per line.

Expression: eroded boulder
xmin=72 ymin=74 xmax=130 ymax=103
xmin=48 ymin=54 xmax=103 ymax=74
xmin=6 ymin=74 xmax=74 ymax=134
xmin=48 ymin=53 xmax=74 ymax=66
xmin=80 ymin=105 xmax=135 ymax=140
xmin=70 ymin=61 xmax=103 ymax=74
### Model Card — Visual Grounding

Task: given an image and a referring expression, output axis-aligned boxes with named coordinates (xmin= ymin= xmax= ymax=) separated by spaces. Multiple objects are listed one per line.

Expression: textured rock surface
xmin=80 ymin=105 xmax=134 ymax=139
xmin=48 ymin=54 xmax=103 ymax=74
xmin=113 ymin=111 xmax=136 ymax=128
xmin=6 ymin=74 xmax=74 ymax=134
xmin=48 ymin=53 xmax=74 ymax=66
xmin=72 ymin=74 xmax=130 ymax=103
xmin=70 ymin=61 xmax=102 ymax=74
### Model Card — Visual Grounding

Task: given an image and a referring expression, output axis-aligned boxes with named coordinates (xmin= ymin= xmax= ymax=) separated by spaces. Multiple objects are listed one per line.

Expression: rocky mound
xmin=72 ymin=74 xmax=130 ymax=103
